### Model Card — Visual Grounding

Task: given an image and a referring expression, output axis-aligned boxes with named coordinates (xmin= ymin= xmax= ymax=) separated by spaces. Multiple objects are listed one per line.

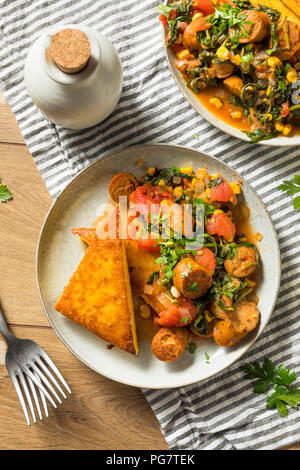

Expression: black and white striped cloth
xmin=1 ymin=0 xmax=300 ymax=450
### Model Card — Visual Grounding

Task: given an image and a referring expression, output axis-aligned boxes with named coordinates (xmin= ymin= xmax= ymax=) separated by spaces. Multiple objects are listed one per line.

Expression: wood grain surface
xmin=0 ymin=91 xmax=297 ymax=450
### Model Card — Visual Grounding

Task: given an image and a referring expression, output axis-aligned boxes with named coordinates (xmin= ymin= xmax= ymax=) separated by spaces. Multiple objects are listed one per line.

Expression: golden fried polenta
xmin=55 ymin=238 xmax=138 ymax=355
xmin=250 ymin=0 xmax=300 ymax=26
xmin=72 ymin=230 xmax=169 ymax=317
xmin=71 ymin=227 xmax=97 ymax=244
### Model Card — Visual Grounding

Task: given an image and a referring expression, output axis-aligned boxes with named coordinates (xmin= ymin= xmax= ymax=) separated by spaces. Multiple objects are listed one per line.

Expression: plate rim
xmin=36 ymin=143 xmax=282 ymax=388
xmin=160 ymin=11 xmax=300 ymax=147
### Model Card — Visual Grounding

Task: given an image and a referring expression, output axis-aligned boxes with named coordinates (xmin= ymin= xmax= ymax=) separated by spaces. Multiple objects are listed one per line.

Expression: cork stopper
xmin=49 ymin=28 xmax=91 ymax=74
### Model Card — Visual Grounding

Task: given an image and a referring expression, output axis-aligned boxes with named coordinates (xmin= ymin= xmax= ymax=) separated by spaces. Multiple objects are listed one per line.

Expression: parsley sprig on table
xmin=278 ymin=175 xmax=300 ymax=210
xmin=0 ymin=176 xmax=12 ymax=203
xmin=244 ymin=358 xmax=300 ymax=417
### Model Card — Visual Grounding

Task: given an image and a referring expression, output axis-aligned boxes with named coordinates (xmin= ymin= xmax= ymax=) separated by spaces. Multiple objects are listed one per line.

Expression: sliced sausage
xmin=183 ymin=16 xmax=212 ymax=50
xmin=213 ymin=318 xmax=247 ymax=347
xmin=151 ymin=327 xmax=189 ymax=362
xmin=223 ymin=75 xmax=244 ymax=97
xmin=209 ymin=62 xmax=235 ymax=79
xmin=173 ymin=258 xmax=212 ymax=299
xmin=109 ymin=172 xmax=139 ymax=203
xmin=224 ymin=246 xmax=257 ymax=278
xmin=209 ymin=295 xmax=232 ymax=319
xmin=231 ymin=301 xmax=260 ymax=334
xmin=229 ymin=10 xmax=270 ymax=44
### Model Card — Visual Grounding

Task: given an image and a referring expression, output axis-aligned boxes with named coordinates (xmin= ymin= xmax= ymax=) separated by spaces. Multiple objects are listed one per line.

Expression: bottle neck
xmin=41 ymin=24 xmax=102 ymax=86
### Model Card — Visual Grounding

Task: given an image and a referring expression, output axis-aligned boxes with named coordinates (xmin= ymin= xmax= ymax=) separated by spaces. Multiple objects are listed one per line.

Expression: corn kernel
xmin=267 ymin=56 xmax=281 ymax=68
xmin=148 ymin=166 xmax=156 ymax=176
xmin=255 ymin=232 xmax=264 ymax=241
xmin=158 ymin=179 xmax=165 ymax=186
xmin=275 ymin=121 xmax=284 ymax=132
xmin=230 ymin=182 xmax=241 ymax=194
xmin=192 ymin=12 xmax=203 ymax=21
xmin=176 ymin=49 xmax=194 ymax=60
xmin=173 ymin=186 xmax=183 ymax=198
xmin=206 ymin=188 xmax=211 ymax=198
xmin=265 ymin=113 xmax=273 ymax=121
xmin=174 ymin=33 xmax=183 ymax=44
xmin=232 ymin=54 xmax=241 ymax=66
xmin=191 ymin=177 xmax=197 ymax=187
xmin=216 ymin=45 xmax=230 ymax=61
xmin=209 ymin=97 xmax=223 ymax=109
xmin=204 ymin=310 xmax=213 ymax=323
xmin=283 ymin=124 xmax=292 ymax=136
xmin=214 ymin=209 xmax=224 ymax=215
xmin=180 ymin=166 xmax=193 ymax=174
xmin=231 ymin=111 xmax=242 ymax=120
xmin=287 ymin=69 xmax=298 ymax=83
xmin=140 ymin=304 xmax=151 ymax=318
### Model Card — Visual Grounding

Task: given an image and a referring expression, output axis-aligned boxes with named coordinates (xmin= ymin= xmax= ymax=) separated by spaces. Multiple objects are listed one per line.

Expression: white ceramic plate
xmin=162 ymin=18 xmax=300 ymax=146
xmin=37 ymin=144 xmax=281 ymax=389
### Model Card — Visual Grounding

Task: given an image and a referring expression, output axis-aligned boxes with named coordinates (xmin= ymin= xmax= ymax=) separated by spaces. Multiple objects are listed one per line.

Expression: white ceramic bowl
xmin=162 ymin=19 xmax=300 ymax=146
xmin=36 ymin=144 xmax=281 ymax=388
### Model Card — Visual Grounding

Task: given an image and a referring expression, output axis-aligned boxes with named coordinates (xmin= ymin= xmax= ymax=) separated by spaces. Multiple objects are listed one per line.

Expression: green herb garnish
xmin=187 ymin=342 xmax=197 ymax=354
xmin=0 ymin=176 xmax=13 ymax=203
xmin=278 ymin=175 xmax=300 ymax=210
xmin=187 ymin=282 xmax=200 ymax=292
xmin=244 ymin=359 xmax=300 ymax=417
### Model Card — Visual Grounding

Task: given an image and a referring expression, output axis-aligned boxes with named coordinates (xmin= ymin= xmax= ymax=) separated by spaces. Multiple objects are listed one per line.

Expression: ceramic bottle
xmin=24 ymin=24 xmax=123 ymax=130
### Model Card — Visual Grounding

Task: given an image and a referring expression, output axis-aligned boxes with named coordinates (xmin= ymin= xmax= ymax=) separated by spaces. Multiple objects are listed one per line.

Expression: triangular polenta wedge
xmin=55 ymin=238 xmax=138 ymax=355
xmin=250 ymin=0 xmax=300 ymax=26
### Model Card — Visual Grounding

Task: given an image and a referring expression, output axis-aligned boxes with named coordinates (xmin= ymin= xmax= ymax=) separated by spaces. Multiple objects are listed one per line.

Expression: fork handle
xmin=0 ymin=302 xmax=14 ymax=342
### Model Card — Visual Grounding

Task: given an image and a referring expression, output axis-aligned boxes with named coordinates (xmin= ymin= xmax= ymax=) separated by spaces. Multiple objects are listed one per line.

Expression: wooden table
xmin=0 ymin=92 xmax=298 ymax=451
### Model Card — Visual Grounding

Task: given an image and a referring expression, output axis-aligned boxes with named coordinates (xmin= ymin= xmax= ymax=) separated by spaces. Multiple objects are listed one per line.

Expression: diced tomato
xmin=159 ymin=13 xmax=168 ymax=27
xmin=210 ymin=178 xmax=234 ymax=202
xmin=169 ymin=9 xmax=177 ymax=20
xmin=154 ymin=296 xmax=197 ymax=327
xmin=138 ymin=237 xmax=161 ymax=252
xmin=170 ymin=43 xmax=184 ymax=54
xmin=195 ymin=247 xmax=216 ymax=274
xmin=182 ymin=177 xmax=192 ymax=189
xmin=281 ymin=102 xmax=290 ymax=118
xmin=205 ymin=212 xmax=236 ymax=240
xmin=130 ymin=184 xmax=174 ymax=221
xmin=193 ymin=0 xmax=215 ymax=16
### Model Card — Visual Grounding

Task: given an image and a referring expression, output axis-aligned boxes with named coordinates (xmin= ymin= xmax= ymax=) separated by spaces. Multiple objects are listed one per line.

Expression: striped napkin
xmin=1 ymin=0 xmax=300 ymax=450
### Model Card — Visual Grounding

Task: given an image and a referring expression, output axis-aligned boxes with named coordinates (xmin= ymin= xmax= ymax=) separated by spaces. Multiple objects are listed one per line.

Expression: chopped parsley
xmin=187 ymin=342 xmax=197 ymax=353
xmin=0 ymin=176 xmax=13 ymax=203
xmin=244 ymin=358 xmax=300 ymax=417
xmin=278 ymin=175 xmax=300 ymax=210
xmin=187 ymin=282 xmax=200 ymax=292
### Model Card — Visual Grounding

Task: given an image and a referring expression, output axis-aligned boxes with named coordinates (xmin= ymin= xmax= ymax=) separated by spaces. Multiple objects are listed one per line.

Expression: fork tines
xmin=7 ymin=351 xmax=71 ymax=425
